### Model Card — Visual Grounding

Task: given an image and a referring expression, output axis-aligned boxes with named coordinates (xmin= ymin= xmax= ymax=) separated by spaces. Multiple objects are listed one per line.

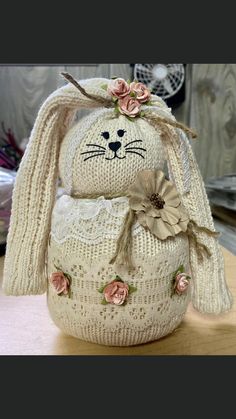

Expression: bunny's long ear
xmin=3 ymin=77 xmax=110 ymax=295
xmin=162 ymin=127 xmax=233 ymax=314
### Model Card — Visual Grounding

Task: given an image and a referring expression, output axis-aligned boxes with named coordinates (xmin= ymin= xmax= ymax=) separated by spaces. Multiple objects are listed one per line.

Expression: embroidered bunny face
xmin=59 ymin=109 xmax=165 ymax=196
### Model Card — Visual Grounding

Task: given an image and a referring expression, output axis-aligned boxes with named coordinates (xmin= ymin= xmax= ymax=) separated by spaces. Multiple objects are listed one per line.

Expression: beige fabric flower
xmin=128 ymin=170 xmax=189 ymax=240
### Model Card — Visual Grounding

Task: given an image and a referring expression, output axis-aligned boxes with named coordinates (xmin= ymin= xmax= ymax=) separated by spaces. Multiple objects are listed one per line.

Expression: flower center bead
xmin=150 ymin=193 xmax=165 ymax=209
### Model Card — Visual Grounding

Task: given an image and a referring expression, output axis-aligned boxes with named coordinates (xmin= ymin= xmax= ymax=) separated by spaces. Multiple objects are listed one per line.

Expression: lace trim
xmin=47 ymin=249 xmax=190 ymax=337
xmin=51 ymin=194 xmax=143 ymax=245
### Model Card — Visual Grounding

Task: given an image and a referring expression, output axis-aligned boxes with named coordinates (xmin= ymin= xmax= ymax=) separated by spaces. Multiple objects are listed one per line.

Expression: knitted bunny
xmin=3 ymin=74 xmax=232 ymax=346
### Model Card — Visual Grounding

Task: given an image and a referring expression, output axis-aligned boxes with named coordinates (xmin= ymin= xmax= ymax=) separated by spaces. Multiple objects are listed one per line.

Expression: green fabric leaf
xmin=114 ymin=103 xmax=120 ymax=113
xmin=130 ymin=91 xmax=136 ymax=97
xmin=98 ymin=284 xmax=108 ymax=293
xmin=111 ymin=76 xmax=118 ymax=79
xmin=101 ymin=298 xmax=109 ymax=305
xmin=127 ymin=79 xmax=131 ymax=84
xmin=128 ymin=285 xmax=137 ymax=293
xmin=64 ymin=272 xmax=72 ymax=281
xmin=114 ymin=275 xmax=123 ymax=282
xmin=172 ymin=264 xmax=185 ymax=280
xmin=178 ymin=264 xmax=184 ymax=273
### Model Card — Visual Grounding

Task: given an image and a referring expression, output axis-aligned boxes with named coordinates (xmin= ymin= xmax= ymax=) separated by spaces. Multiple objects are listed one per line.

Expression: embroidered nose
xmin=108 ymin=141 xmax=121 ymax=152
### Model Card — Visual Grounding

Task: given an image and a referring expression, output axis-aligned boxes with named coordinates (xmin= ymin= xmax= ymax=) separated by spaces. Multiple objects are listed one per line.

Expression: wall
xmin=0 ymin=64 xmax=132 ymax=143
xmin=189 ymin=64 xmax=236 ymax=180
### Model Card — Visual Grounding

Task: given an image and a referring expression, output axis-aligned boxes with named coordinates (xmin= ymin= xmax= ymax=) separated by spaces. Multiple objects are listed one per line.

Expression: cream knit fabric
xmin=59 ymin=109 xmax=165 ymax=196
xmin=47 ymin=196 xmax=190 ymax=346
xmin=2 ymin=76 xmax=233 ymax=346
xmin=3 ymin=78 xmax=110 ymax=295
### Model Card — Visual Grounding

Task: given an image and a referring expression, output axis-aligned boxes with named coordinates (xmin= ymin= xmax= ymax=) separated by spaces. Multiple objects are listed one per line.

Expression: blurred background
xmin=0 ymin=64 xmax=236 ymax=254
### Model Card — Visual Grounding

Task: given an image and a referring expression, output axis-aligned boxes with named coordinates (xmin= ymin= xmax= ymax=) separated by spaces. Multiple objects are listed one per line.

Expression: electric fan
xmin=133 ymin=64 xmax=186 ymax=108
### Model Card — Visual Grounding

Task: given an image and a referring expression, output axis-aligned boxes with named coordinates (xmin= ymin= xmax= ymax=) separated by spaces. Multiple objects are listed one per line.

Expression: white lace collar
xmin=54 ymin=194 xmax=129 ymax=219
xmin=51 ymin=194 xmax=142 ymax=245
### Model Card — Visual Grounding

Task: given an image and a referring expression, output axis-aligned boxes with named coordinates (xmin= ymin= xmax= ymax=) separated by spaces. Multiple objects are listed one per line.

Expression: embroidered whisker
xmin=126 ymin=150 xmax=145 ymax=159
xmin=124 ymin=140 xmax=143 ymax=148
xmin=81 ymin=150 xmax=105 ymax=155
xmin=125 ymin=147 xmax=146 ymax=152
xmin=83 ymin=154 xmax=105 ymax=161
xmin=86 ymin=144 xmax=106 ymax=150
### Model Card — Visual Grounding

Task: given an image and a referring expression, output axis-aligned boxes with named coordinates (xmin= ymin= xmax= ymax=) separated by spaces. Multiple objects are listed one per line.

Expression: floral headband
xmin=102 ymin=77 xmax=152 ymax=120
xmin=61 ymin=72 xmax=197 ymax=138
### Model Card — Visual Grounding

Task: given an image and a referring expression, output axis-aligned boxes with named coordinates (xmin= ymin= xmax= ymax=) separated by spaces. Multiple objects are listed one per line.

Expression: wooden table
xmin=1 ymin=247 xmax=236 ymax=355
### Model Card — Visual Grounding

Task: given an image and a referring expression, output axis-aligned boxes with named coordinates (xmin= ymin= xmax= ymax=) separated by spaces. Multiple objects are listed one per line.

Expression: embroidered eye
xmin=102 ymin=131 xmax=110 ymax=140
xmin=117 ymin=129 xmax=126 ymax=137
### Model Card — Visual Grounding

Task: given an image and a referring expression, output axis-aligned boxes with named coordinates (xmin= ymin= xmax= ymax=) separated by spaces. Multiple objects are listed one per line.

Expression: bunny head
xmin=3 ymin=74 xmax=232 ymax=315
xmin=59 ymin=109 xmax=165 ymax=196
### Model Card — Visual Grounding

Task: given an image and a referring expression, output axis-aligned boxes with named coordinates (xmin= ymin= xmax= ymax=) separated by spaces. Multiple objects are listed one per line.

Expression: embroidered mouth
xmin=105 ymin=153 xmax=126 ymax=161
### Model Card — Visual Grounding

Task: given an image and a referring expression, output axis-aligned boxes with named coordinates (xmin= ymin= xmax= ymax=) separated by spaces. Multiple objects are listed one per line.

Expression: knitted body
xmin=47 ymin=196 xmax=190 ymax=346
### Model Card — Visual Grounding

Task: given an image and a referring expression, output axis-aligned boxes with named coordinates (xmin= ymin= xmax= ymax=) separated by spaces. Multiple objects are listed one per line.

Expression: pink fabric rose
xmin=104 ymin=280 xmax=129 ymax=305
xmin=107 ymin=78 xmax=131 ymax=98
xmin=174 ymin=273 xmax=190 ymax=295
xmin=130 ymin=81 xmax=151 ymax=103
xmin=50 ymin=271 xmax=70 ymax=295
xmin=118 ymin=95 xmax=141 ymax=118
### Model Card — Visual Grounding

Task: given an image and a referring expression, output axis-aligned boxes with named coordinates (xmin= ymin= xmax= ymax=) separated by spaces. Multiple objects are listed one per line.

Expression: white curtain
xmin=0 ymin=64 xmax=131 ymax=145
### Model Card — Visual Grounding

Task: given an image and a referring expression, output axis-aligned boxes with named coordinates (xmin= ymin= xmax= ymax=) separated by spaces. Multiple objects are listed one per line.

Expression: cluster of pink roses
xmin=107 ymin=78 xmax=151 ymax=118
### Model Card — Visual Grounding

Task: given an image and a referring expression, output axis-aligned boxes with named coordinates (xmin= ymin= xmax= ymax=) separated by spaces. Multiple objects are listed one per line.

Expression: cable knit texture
xmin=2 ymin=76 xmax=232 ymax=346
